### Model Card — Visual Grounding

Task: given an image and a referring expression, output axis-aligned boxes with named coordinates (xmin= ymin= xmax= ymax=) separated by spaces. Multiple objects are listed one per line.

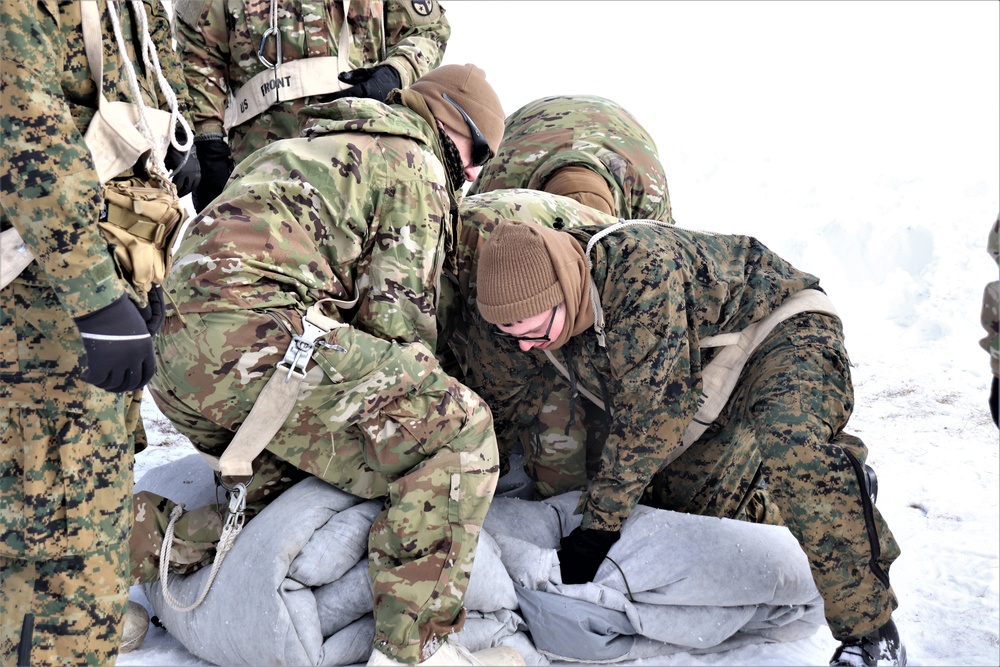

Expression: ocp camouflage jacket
xmin=468 ymin=95 xmax=672 ymax=223
xmin=166 ymin=97 xmax=454 ymax=349
xmin=174 ymin=0 xmax=450 ymax=162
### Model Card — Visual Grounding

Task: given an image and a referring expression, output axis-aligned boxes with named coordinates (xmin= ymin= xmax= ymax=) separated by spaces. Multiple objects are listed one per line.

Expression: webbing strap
xmin=209 ymin=301 xmax=345 ymax=478
xmin=225 ymin=11 xmax=354 ymax=130
xmin=216 ymin=364 xmax=305 ymax=478
xmin=0 ymin=229 xmax=34 ymax=290
xmin=678 ymin=288 xmax=838 ymax=453
xmin=542 ymin=289 xmax=838 ymax=464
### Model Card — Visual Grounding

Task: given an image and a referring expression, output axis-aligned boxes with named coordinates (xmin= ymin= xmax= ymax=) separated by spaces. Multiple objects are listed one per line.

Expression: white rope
xmin=105 ymin=0 xmax=190 ymax=182
xmin=130 ymin=0 xmax=192 ymax=154
xmin=158 ymin=498 xmax=244 ymax=613
xmin=582 ymin=219 xmax=675 ymax=348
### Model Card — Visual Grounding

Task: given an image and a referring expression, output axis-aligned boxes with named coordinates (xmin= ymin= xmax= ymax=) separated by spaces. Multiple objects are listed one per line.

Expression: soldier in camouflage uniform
xmin=456 ymin=96 xmax=674 ymax=497
xmin=174 ymin=0 xmax=452 ymax=210
xmin=447 ymin=190 xmax=780 ymax=511
xmin=1 ymin=1 xmax=195 ymax=664
xmin=981 ymin=213 xmax=999 ymax=427
xmin=130 ymin=64 xmax=520 ymax=666
xmin=441 ymin=191 xmax=615 ymax=499
xmin=468 ymin=94 xmax=672 ymax=222
xmin=472 ymin=192 xmax=906 ymax=666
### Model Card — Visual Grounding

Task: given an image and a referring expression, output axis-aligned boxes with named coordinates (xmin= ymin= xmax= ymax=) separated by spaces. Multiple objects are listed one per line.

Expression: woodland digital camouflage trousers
xmin=478 ymin=312 xmax=899 ymax=641
xmin=133 ymin=308 xmax=498 ymax=664
xmin=1 ymin=280 xmax=134 ymax=666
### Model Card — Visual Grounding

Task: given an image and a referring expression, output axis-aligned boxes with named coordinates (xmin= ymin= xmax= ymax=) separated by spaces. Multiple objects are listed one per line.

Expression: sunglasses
xmin=442 ymin=92 xmax=494 ymax=167
xmin=493 ymin=307 xmax=557 ymax=344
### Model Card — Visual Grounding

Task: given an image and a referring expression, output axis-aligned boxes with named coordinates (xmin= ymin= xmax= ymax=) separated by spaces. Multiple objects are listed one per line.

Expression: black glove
xmin=73 ymin=294 xmax=156 ymax=393
xmin=164 ymin=127 xmax=202 ymax=198
xmin=329 ymin=65 xmax=402 ymax=104
xmin=167 ymin=148 xmax=202 ymax=198
xmin=989 ymin=375 xmax=998 ymax=427
xmin=192 ymin=137 xmax=235 ymax=212
xmin=558 ymin=527 xmax=620 ymax=584
xmin=136 ymin=284 xmax=166 ymax=336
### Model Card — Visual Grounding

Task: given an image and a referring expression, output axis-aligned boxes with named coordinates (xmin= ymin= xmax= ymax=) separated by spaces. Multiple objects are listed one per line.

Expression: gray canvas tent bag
xmin=136 ymin=455 xmax=824 ymax=665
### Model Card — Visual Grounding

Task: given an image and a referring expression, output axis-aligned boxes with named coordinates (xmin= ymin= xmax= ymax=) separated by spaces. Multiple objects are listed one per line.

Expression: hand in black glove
xmin=167 ymin=148 xmax=202 ymax=198
xmin=136 ymin=284 xmax=166 ymax=336
xmin=164 ymin=127 xmax=202 ymax=198
xmin=558 ymin=527 xmax=621 ymax=584
xmin=74 ymin=294 xmax=156 ymax=393
xmin=192 ymin=137 xmax=235 ymax=213
xmin=329 ymin=65 xmax=402 ymax=104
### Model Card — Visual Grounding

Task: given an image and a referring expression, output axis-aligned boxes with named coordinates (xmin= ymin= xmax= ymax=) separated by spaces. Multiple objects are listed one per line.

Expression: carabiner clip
xmin=257 ymin=27 xmax=282 ymax=69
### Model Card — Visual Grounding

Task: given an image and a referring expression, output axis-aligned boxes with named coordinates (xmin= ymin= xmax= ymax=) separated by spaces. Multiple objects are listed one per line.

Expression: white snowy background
xmin=124 ymin=1 xmax=1000 ymax=665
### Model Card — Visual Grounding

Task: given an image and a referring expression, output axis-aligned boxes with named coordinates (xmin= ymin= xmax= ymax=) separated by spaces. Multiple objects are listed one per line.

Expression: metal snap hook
xmin=257 ymin=27 xmax=282 ymax=69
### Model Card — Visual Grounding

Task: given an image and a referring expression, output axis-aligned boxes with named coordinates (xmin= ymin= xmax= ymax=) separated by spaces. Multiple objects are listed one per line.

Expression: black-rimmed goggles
xmin=442 ymin=92 xmax=494 ymax=167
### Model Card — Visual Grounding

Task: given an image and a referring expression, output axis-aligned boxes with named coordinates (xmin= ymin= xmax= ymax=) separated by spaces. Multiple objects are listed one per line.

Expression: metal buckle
xmin=279 ymin=315 xmax=332 ymax=381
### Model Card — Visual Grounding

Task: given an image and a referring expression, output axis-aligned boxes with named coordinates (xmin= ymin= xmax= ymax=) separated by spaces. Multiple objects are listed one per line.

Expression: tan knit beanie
xmin=477 ymin=222 xmax=563 ymax=325
xmin=544 ymin=166 xmax=616 ymax=216
xmin=410 ymin=64 xmax=505 ymax=154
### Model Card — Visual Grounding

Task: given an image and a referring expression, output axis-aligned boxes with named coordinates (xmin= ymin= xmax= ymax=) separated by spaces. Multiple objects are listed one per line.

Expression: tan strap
xmin=0 ymin=228 xmax=34 ymax=289
xmin=225 ymin=14 xmax=354 ymax=130
xmin=215 ymin=301 xmax=345 ymax=478
xmin=80 ymin=0 xmax=172 ymax=183
xmin=216 ymin=364 xmax=305 ymax=478
xmin=541 ymin=289 xmax=837 ymax=466
xmin=678 ymin=289 xmax=838 ymax=455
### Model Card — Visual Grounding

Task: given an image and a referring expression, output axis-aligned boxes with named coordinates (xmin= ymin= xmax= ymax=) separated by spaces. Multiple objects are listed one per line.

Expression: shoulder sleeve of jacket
xmin=174 ymin=0 xmax=228 ymax=137
xmin=0 ymin=1 xmax=125 ymax=317
xmin=381 ymin=0 xmax=451 ymax=88
xmin=347 ymin=133 xmax=451 ymax=349
xmin=580 ymin=251 xmax=702 ymax=532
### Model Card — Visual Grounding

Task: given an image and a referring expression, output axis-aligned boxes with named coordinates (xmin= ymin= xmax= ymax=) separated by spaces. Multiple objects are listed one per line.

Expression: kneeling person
xmin=130 ymin=64 xmax=522 ymax=666
xmin=475 ymin=217 xmax=906 ymax=667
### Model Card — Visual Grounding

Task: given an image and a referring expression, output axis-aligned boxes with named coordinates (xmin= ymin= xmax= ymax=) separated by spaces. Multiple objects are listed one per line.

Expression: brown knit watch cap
xmin=477 ymin=222 xmax=565 ymax=325
xmin=410 ymin=64 xmax=505 ymax=154
xmin=544 ymin=166 xmax=616 ymax=216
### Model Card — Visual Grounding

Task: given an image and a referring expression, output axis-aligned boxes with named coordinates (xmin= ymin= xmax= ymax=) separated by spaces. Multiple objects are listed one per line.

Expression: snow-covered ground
xmin=123 ymin=2 xmax=999 ymax=665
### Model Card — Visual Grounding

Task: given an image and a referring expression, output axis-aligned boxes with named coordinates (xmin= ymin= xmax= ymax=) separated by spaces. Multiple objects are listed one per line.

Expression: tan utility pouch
xmin=98 ymin=177 xmax=187 ymax=300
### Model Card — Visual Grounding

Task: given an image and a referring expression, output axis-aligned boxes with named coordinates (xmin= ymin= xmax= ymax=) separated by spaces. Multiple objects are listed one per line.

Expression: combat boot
xmin=367 ymin=639 xmax=525 ymax=666
xmin=120 ymin=600 xmax=150 ymax=654
xmin=830 ymin=617 xmax=906 ymax=666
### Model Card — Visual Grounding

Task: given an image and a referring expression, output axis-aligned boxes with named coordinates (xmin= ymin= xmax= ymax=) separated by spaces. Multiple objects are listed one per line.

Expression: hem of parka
xmin=0 ymin=541 xmax=130 ymax=667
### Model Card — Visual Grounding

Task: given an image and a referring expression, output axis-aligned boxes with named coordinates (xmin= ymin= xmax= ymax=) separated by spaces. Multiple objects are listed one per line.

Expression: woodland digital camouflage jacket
xmin=1 ymin=0 xmax=193 ymax=318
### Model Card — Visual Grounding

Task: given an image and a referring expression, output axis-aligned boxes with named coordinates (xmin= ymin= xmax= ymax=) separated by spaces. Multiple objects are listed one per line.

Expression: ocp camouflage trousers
xmin=140 ymin=309 xmax=499 ymax=664
xmin=0 ymin=279 xmax=133 ymax=666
